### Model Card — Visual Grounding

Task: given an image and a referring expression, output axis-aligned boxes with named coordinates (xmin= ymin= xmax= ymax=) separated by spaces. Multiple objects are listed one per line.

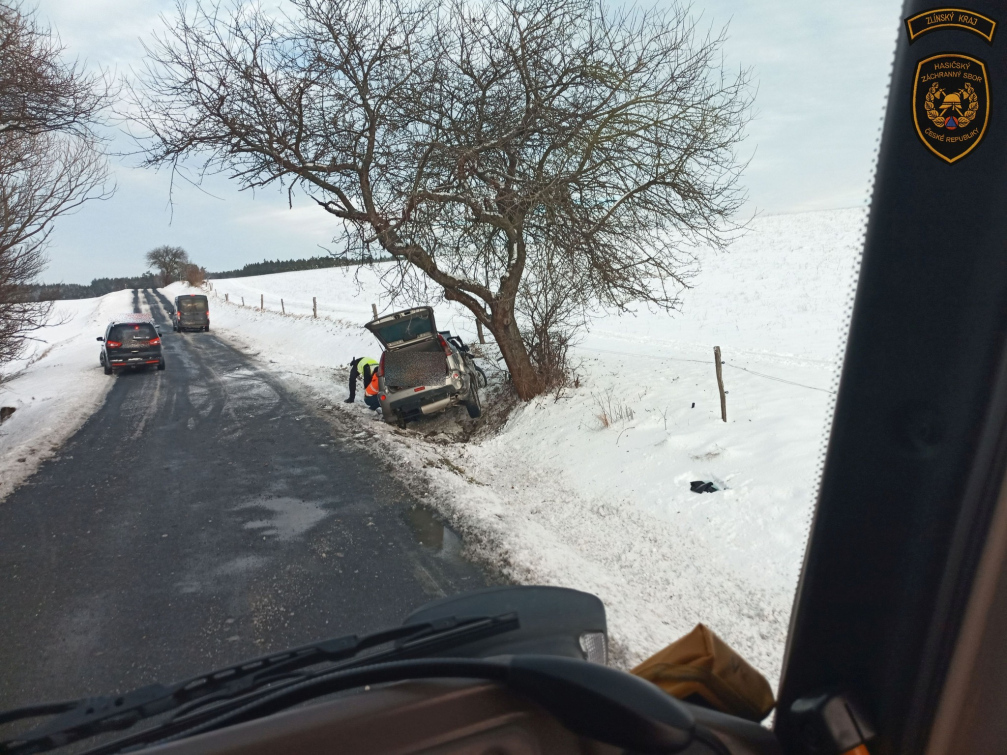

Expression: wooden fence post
xmin=371 ymin=303 xmax=378 ymax=319
xmin=476 ymin=320 xmax=486 ymax=344
xmin=313 ymin=297 xmax=317 ymax=318
xmin=714 ymin=346 xmax=727 ymax=422
xmin=260 ymin=293 xmax=264 ymax=311
xmin=281 ymin=299 xmax=285 ymax=314
xmin=241 ymin=296 xmax=245 ymax=307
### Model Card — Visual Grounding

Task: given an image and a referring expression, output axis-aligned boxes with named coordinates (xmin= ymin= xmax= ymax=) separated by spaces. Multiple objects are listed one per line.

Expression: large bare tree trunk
xmin=490 ymin=302 xmax=544 ymax=400
xmin=444 ymin=285 xmax=543 ymax=400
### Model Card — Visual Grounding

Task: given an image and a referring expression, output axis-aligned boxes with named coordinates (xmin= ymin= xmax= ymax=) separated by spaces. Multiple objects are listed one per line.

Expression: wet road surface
xmin=0 ymin=289 xmax=487 ymax=707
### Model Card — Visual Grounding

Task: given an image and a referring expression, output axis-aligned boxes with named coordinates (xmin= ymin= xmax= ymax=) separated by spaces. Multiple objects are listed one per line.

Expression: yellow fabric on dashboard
xmin=630 ymin=623 xmax=775 ymax=722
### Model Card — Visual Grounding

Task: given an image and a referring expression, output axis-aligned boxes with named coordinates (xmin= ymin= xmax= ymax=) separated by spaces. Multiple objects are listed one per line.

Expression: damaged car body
xmin=365 ymin=307 xmax=485 ymax=427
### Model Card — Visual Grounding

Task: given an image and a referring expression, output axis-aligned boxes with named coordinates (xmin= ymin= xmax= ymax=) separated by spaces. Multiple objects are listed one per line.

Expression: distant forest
xmin=33 ymin=255 xmax=385 ymax=300
xmin=32 ymin=274 xmax=163 ymax=301
xmin=209 ymin=254 xmax=383 ymax=279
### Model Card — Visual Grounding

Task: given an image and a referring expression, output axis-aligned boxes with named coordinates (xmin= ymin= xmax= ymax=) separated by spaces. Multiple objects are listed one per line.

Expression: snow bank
xmin=0 ymin=290 xmax=134 ymax=501
xmin=180 ymin=206 xmax=865 ymax=687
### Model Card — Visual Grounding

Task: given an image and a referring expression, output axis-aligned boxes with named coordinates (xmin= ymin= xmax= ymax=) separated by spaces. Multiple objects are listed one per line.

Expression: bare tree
xmin=145 ymin=245 xmax=190 ymax=286
xmin=0 ymin=2 xmax=111 ymax=374
xmin=517 ymin=244 xmax=592 ymax=391
xmin=134 ymin=0 xmax=751 ymax=399
xmin=0 ymin=2 xmax=109 ymax=136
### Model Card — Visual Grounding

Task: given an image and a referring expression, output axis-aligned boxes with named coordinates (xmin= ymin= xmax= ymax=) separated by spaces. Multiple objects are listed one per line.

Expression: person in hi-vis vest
xmin=346 ymin=357 xmax=380 ymax=409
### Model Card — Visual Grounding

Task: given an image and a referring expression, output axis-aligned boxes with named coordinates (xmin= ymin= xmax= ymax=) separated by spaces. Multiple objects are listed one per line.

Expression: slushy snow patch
xmin=170 ymin=207 xmax=865 ymax=688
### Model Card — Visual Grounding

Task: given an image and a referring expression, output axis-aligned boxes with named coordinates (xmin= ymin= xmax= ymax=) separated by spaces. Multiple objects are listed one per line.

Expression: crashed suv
xmin=366 ymin=307 xmax=484 ymax=427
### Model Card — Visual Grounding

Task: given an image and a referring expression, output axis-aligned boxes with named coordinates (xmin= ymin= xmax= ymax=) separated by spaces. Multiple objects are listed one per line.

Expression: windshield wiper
xmin=0 ymin=612 xmax=519 ymax=755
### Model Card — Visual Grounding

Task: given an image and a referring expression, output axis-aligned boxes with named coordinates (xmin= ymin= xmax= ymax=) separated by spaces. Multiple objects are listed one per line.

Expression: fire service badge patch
xmin=913 ymin=53 xmax=989 ymax=164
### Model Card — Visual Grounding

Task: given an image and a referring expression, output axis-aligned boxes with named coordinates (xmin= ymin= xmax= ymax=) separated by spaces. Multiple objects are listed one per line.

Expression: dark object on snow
xmin=690 ymin=480 xmax=719 ymax=494
xmin=0 ymin=406 xmax=15 ymax=423
xmin=691 ymin=402 xmax=695 ymax=408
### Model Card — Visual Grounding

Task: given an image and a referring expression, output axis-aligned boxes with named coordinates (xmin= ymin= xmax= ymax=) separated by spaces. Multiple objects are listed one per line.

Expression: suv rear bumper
xmin=381 ymin=383 xmax=459 ymax=421
xmin=108 ymin=350 xmax=162 ymax=368
xmin=108 ymin=358 xmax=161 ymax=366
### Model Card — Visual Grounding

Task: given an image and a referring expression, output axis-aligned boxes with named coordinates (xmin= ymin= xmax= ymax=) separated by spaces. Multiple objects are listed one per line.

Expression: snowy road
xmin=0 ymin=289 xmax=486 ymax=708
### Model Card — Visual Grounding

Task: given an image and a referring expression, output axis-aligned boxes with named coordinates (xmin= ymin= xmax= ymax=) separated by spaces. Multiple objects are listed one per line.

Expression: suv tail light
xmin=437 ymin=335 xmax=451 ymax=356
xmin=148 ymin=337 xmax=161 ymax=346
xmin=378 ymin=351 xmax=386 ymax=377
xmin=106 ymin=340 xmax=122 ymax=348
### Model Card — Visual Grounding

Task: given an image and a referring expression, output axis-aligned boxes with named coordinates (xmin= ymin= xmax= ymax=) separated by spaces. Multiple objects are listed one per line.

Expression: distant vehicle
xmin=97 ymin=318 xmax=164 ymax=375
xmin=172 ymin=294 xmax=210 ymax=332
xmin=365 ymin=307 xmax=485 ymax=427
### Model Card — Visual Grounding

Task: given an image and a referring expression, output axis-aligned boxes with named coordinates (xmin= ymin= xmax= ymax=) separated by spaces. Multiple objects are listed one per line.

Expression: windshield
xmin=1 ymin=0 xmax=906 ymax=750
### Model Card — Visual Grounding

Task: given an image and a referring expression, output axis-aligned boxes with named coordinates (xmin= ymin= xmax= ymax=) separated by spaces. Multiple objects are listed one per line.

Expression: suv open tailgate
xmin=365 ymin=307 xmax=437 ymax=350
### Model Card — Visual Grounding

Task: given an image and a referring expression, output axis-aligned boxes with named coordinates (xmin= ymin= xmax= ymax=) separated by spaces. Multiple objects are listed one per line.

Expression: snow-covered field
xmin=174 ymin=206 xmax=866 ymax=687
xmin=0 ymin=290 xmax=135 ymax=501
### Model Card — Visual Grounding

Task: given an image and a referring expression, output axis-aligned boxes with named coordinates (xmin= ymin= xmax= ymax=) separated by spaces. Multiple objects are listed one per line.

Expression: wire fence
xmin=209 ymin=283 xmax=838 ymax=397
xmin=584 ymin=343 xmax=837 ymax=395
xmin=722 ymin=363 xmax=837 ymax=395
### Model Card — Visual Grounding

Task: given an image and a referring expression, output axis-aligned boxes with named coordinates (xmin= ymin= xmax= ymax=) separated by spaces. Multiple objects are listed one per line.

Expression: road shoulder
xmin=0 ymin=290 xmax=135 ymax=503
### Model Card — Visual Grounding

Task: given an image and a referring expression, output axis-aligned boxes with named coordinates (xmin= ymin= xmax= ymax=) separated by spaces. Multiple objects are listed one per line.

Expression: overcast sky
xmin=36 ymin=0 xmax=904 ymax=284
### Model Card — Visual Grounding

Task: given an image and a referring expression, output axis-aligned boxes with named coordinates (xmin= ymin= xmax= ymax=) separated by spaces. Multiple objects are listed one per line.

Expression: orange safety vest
xmin=365 ymin=371 xmax=380 ymax=396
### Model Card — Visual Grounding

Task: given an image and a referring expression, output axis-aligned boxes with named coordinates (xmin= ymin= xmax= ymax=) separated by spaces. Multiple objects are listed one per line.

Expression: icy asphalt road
xmin=0 ymin=289 xmax=487 ymax=708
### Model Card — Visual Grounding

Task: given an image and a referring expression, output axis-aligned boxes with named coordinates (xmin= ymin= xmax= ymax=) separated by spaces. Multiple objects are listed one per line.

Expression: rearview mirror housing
xmin=96 ymin=337 xmax=104 ymax=341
